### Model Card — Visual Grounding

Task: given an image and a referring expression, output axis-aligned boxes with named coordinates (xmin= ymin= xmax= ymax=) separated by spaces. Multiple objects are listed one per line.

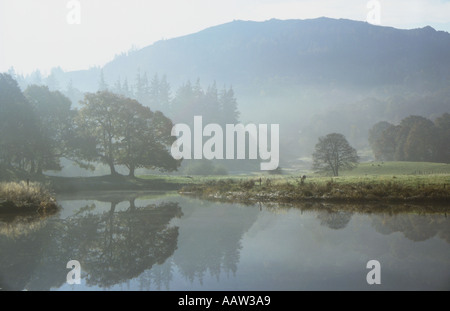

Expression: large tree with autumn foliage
xmin=76 ymin=91 xmax=179 ymax=176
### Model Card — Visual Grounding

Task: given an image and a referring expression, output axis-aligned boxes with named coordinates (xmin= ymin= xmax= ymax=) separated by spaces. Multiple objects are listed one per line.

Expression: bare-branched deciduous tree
xmin=312 ymin=133 xmax=359 ymax=176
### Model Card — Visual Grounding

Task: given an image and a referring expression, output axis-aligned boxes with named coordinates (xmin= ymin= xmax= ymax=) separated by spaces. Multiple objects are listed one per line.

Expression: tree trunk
xmin=36 ymin=160 xmax=43 ymax=175
xmin=129 ymin=198 xmax=136 ymax=210
xmin=108 ymin=160 xmax=117 ymax=176
xmin=128 ymin=165 xmax=135 ymax=178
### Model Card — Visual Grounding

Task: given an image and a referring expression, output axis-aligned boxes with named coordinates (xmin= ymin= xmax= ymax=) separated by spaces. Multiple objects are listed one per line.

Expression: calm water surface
xmin=0 ymin=191 xmax=449 ymax=291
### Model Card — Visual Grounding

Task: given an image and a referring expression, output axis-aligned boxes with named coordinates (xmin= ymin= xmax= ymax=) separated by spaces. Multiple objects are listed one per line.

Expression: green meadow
xmin=339 ymin=161 xmax=450 ymax=176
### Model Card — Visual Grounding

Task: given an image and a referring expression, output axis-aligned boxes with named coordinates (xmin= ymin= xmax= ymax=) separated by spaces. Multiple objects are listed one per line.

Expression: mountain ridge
xmin=56 ymin=17 xmax=450 ymax=96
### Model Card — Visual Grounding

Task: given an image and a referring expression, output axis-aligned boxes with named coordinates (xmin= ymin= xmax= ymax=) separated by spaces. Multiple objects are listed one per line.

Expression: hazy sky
xmin=1 ymin=0 xmax=450 ymax=76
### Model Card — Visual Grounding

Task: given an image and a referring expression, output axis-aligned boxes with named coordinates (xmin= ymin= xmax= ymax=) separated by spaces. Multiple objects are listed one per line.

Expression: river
xmin=0 ymin=191 xmax=449 ymax=291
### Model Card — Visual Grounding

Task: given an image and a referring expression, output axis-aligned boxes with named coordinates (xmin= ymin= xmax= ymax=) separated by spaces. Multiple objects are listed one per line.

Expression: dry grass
xmin=0 ymin=181 xmax=59 ymax=214
xmin=180 ymin=174 xmax=450 ymax=204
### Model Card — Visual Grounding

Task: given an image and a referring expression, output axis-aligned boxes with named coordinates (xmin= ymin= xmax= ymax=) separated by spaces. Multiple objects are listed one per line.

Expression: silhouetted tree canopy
xmin=76 ymin=91 xmax=180 ymax=176
xmin=170 ymin=79 xmax=239 ymax=126
xmin=369 ymin=113 xmax=449 ymax=162
xmin=24 ymin=85 xmax=74 ymax=174
xmin=0 ymin=74 xmax=41 ymax=172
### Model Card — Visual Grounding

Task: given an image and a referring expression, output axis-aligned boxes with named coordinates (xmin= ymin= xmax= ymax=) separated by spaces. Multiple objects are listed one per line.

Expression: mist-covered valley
xmin=5 ymin=17 xmax=450 ymax=175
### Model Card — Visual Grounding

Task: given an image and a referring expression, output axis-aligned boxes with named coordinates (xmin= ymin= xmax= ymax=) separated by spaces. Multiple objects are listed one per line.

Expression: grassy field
xmin=339 ymin=161 xmax=450 ymax=176
xmin=137 ymin=161 xmax=450 ymax=188
xmin=177 ymin=161 xmax=450 ymax=204
xmin=139 ymin=161 xmax=450 ymax=181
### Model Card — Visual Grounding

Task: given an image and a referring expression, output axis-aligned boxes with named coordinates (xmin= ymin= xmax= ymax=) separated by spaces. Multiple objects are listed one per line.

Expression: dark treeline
xmin=0 ymin=70 xmax=242 ymax=178
xmin=0 ymin=73 xmax=180 ymax=178
xmin=0 ymin=73 xmax=69 ymax=175
xmin=110 ymin=71 xmax=240 ymax=127
xmin=369 ymin=113 xmax=450 ymax=163
xmin=6 ymin=67 xmax=240 ymax=128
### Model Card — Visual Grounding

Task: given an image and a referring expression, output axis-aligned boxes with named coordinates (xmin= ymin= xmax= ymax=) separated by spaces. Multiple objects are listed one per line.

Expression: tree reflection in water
xmin=0 ymin=197 xmax=182 ymax=290
xmin=72 ymin=199 xmax=182 ymax=288
xmin=316 ymin=210 xmax=353 ymax=230
xmin=371 ymin=213 xmax=450 ymax=243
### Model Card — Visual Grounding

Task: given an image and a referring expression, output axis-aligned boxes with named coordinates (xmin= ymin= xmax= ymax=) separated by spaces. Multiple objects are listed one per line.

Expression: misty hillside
xmin=43 ymin=17 xmax=450 ymax=97
xmin=20 ymin=17 xmax=450 ymax=168
xmin=101 ymin=17 xmax=450 ymax=90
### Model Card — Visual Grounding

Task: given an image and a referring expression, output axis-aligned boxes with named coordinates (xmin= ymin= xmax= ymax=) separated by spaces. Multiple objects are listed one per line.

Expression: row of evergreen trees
xmin=7 ymin=66 xmax=241 ymax=129
xmin=104 ymin=71 xmax=240 ymax=126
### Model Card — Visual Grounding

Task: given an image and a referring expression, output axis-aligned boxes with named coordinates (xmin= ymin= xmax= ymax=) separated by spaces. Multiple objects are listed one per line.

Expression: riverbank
xmin=44 ymin=174 xmax=192 ymax=193
xmin=0 ymin=173 xmax=191 ymax=215
xmin=179 ymin=175 xmax=450 ymax=204
xmin=1 ymin=164 xmax=194 ymax=193
xmin=2 ymin=162 xmax=449 ymax=209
